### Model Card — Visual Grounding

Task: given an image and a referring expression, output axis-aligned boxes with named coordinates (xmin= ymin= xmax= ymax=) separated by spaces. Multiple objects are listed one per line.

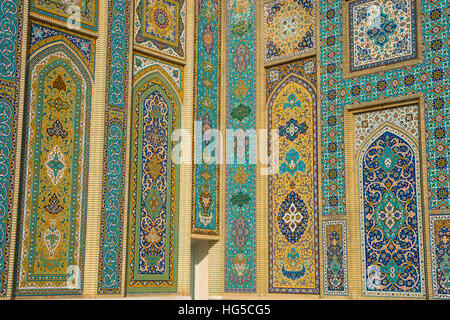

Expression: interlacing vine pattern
xmin=0 ymin=0 xmax=23 ymax=296
xmin=359 ymin=126 xmax=425 ymax=297
xmin=98 ymin=0 xmax=130 ymax=294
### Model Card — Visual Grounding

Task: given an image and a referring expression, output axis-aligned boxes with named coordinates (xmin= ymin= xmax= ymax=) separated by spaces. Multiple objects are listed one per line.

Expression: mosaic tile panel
xmin=30 ymin=0 xmax=98 ymax=32
xmin=430 ymin=215 xmax=450 ymax=299
xmin=354 ymin=104 xmax=419 ymax=153
xmin=268 ymin=73 xmax=319 ymax=294
xmin=192 ymin=0 xmax=221 ymax=235
xmin=225 ymin=0 xmax=256 ymax=292
xmin=320 ymin=0 xmax=450 ymax=214
xmin=266 ymin=57 xmax=317 ymax=98
xmin=323 ymin=220 xmax=348 ymax=296
xmin=16 ymin=44 xmax=92 ymax=295
xmin=0 ymin=0 xmax=25 ymax=296
xmin=97 ymin=0 xmax=131 ymax=294
xmin=264 ymin=0 xmax=315 ymax=63
xmin=29 ymin=22 xmax=95 ymax=74
xmin=134 ymin=0 xmax=186 ymax=59
xmin=126 ymin=70 xmax=180 ymax=293
xmin=349 ymin=0 xmax=417 ymax=72
xmin=357 ymin=120 xmax=425 ymax=297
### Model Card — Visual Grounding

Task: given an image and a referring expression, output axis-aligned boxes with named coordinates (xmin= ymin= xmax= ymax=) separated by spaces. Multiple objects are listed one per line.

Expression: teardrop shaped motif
xmin=232 ymin=215 xmax=249 ymax=248
xmin=233 ymin=43 xmax=249 ymax=74
xmin=202 ymin=23 xmax=215 ymax=54
xmin=43 ymin=219 xmax=61 ymax=260
xmin=200 ymin=186 xmax=212 ymax=215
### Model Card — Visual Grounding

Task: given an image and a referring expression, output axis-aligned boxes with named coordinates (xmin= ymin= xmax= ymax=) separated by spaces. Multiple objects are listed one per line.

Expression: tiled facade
xmin=0 ymin=0 xmax=448 ymax=300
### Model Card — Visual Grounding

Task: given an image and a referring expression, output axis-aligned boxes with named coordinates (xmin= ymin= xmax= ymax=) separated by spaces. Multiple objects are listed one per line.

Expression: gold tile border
xmin=178 ymin=0 xmax=194 ymax=297
xmin=119 ymin=0 xmax=136 ymax=298
xmin=133 ymin=44 xmax=187 ymax=67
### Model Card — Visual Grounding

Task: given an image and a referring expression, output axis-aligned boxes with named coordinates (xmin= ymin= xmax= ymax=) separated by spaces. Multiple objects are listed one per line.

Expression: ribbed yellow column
xmin=178 ymin=0 xmax=195 ymax=298
xmin=83 ymin=0 xmax=108 ymax=298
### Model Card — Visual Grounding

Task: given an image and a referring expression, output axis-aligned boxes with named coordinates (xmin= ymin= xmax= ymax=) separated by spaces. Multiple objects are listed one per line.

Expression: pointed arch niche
xmin=267 ymin=73 xmax=319 ymax=294
xmin=126 ymin=62 xmax=182 ymax=294
xmin=15 ymin=41 xmax=93 ymax=296
xmin=343 ymin=95 xmax=430 ymax=299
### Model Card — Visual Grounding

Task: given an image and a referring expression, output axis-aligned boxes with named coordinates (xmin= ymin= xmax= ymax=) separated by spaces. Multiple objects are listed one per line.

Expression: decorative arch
xmin=29 ymin=23 xmax=96 ymax=76
xmin=267 ymin=73 xmax=319 ymax=294
xmin=126 ymin=70 xmax=180 ymax=293
xmin=15 ymin=42 xmax=92 ymax=295
xmin=358 ymin=124 xmax=425 ymax=297
xmin=133 ymin=53 xmax=183 ymax=97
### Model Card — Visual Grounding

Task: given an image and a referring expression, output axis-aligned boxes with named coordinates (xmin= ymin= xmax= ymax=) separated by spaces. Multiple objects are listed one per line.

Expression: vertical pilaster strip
xmin=255 ymin=0 xmax=265 ymax=296
xmin=224 ymin=0 xmax=256 ymax=292
xmin=0 ymin=0 xmax=25 ymax=297
xmin=192 ymin=0 xmax=221 ymax=236
xmin=97 ymin=0 xmax=131 ymax=294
